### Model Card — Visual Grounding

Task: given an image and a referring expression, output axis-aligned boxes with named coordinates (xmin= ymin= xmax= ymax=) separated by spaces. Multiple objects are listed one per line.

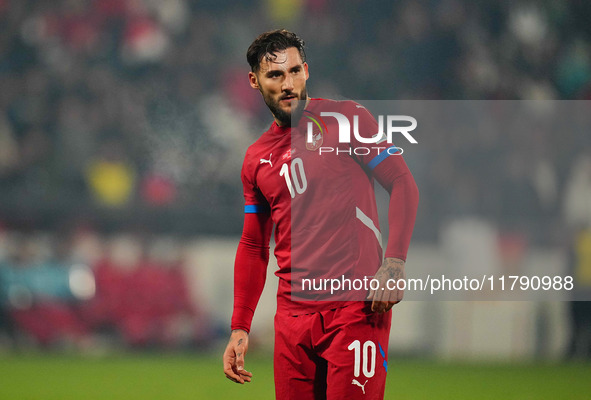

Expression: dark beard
xmin=263 ymin=87 xmax=308 ymax=127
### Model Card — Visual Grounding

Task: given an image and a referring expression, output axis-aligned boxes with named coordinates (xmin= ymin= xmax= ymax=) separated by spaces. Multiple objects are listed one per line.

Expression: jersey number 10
xmin=279 ymin=157 xmax=308 ymax=198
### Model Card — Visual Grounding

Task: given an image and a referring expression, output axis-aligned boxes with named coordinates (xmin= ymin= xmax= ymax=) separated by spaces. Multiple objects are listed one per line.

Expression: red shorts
xmin=274 ymin=302 xmax=392 ymax=400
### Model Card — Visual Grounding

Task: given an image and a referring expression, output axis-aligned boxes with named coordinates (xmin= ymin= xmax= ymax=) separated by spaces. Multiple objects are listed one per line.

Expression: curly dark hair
xmin=246 ymin=29 xmax=306 ymax=72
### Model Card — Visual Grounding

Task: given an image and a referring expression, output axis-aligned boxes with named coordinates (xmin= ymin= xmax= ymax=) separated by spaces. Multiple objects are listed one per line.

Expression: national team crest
xmin=303 ymin=110 xmax=326 ymax=151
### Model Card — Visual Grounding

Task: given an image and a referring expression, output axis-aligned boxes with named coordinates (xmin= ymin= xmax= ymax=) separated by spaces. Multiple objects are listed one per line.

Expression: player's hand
xmin=367 ymin=257 xmax=405 ymax=313
xmin=223 ymin=329 xmax=253 ymax=384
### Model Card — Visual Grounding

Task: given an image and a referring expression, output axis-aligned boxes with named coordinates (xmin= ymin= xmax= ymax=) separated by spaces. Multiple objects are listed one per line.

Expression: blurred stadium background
xmin=1 ymin=0 xmax=591 ymax=398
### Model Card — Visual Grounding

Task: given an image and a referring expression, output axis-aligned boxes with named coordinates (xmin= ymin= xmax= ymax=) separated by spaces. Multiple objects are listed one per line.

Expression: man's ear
xmin=248 ymin=71 xmax=259 ymax=89
xmin=303 ymin=62 xmax=309 ymax=81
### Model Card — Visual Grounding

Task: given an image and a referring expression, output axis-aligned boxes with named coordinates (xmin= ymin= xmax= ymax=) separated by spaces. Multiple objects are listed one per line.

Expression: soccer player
xmin=222 ymin=29 xmax=419 ymax=399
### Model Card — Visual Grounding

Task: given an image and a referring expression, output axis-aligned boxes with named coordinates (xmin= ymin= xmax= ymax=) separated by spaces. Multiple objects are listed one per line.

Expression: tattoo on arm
xmin=237 ymin=338 xmax=243 ymax=346
xmin=380 ymin=258 xmax=404 ymax=281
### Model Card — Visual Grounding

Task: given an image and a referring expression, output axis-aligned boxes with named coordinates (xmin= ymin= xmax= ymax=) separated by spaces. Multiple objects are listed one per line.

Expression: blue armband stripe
xmin=367 ymin=145 xmax=401 ymax=170
xmin=244 ymin=204 xmax=268 ymax=213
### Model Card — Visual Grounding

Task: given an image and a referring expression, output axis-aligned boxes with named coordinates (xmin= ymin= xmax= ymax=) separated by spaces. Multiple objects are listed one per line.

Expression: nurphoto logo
xmin=304 ymin=108 xmax=418 ymax=155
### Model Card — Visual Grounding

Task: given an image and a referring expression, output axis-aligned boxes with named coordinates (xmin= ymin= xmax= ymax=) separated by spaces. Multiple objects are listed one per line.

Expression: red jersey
xmin=238 ymin=99 xmax=415 ymax=317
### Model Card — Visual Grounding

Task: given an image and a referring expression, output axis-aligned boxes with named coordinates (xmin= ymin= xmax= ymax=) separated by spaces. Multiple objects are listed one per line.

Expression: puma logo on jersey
xmin=351 ymin=379 xmax=368 ymax=394
xmin=260 ymin=154 xmax=272 ymax=167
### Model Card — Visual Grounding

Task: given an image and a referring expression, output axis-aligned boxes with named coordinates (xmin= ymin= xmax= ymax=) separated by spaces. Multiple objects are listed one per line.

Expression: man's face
xmin=249 ymin=47 xmax=309 ymax=126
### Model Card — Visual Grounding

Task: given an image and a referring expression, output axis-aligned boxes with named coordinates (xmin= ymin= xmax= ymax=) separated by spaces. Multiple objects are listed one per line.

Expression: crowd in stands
xmin=0 ymin=229 xmax=212 ymax=350
xmin=0 ymin=0 xmax=590 ymax=238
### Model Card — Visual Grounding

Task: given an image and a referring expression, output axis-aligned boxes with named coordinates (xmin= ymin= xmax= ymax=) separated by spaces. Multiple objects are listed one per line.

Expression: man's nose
xmin=282 ymin=75 xmax=294 ymax=92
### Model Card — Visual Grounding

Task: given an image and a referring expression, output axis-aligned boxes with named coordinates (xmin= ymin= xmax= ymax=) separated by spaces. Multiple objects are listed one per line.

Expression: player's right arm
xmin=223 ymin=211 xmax=273 ymax=383
xmin=223 ymin=153 xmax=273 ymax=384
xmin=223 ymin=328 xmax=252 ymax=383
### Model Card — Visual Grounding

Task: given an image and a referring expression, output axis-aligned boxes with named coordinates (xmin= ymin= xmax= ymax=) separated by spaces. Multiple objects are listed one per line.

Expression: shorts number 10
xmin=347 ymin=340 xmax=376 ymax=378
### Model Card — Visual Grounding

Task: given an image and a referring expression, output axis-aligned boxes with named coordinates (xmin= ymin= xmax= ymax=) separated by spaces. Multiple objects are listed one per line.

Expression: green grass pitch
xmin=0 ymin=353 xmax=589 ymax=399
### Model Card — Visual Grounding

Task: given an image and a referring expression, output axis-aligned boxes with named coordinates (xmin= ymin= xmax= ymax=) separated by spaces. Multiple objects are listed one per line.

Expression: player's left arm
xmin=368 ymin=257 xmax=406 ymax=312
xmin=346 ymin=102 xmax=419 ymax=312
xmin=368 ymin=160 xmax=418 ymax=312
